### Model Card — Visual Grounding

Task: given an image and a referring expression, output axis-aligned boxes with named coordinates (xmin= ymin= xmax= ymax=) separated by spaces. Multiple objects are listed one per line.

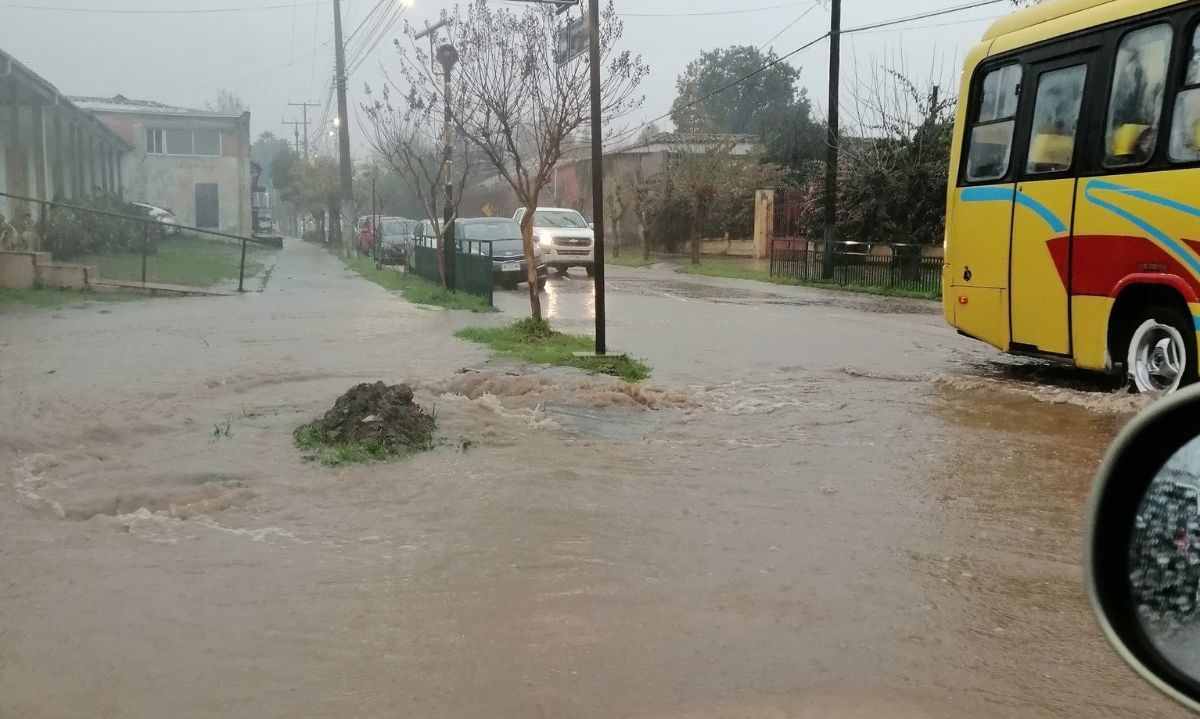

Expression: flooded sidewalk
xmin=0 ymin=240 xmax=1182 ymax=718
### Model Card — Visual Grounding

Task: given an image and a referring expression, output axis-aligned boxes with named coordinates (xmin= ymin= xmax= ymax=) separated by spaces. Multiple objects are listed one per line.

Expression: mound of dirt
xmin=315 ymin=382 xmax=435 ymax=449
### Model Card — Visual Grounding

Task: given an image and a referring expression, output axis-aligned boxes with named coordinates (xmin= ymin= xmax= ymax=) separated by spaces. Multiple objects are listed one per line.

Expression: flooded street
xmin=0 ymin=240 xmax=1180 ymax=717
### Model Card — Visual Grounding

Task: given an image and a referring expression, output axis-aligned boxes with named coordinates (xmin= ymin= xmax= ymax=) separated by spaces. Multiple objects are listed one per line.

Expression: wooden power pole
xmin=822 ymin=0 xmax=841 ymax=278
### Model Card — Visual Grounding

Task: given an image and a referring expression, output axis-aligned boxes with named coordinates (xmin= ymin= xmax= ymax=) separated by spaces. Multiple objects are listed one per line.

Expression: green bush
xmin=42 ymin=192 xmax=163 ymax=259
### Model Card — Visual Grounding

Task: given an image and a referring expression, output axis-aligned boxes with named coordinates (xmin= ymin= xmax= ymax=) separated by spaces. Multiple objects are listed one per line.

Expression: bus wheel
xmin=1126 ymin=306 xmax=1196 ymax=394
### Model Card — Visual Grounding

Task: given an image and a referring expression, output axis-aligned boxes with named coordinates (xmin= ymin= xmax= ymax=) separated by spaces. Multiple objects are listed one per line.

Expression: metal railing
xmin=769 ymin=238 xmax=943 ymax=297
xmin=409 ymin=235 xmax=495 ymax=307
xmin=0 ymin=190 xmax=274 ymax=292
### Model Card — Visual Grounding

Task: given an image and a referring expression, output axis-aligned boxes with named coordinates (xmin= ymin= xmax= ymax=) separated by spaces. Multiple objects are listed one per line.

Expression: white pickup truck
xmin=512 ymin=207 xmax=595 ymax=277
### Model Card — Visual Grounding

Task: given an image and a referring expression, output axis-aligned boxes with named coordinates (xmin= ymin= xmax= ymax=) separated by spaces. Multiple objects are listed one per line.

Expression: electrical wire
xmin=0 ymin=0 xmax=323 ymax=13
xmin=842 ymin=0 xmax=1008 ymax=34
xmin=758 ymin=0 xmax=822 ymax=52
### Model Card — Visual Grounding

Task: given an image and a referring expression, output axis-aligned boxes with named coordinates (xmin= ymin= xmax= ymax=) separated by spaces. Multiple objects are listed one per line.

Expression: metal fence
xmin=1 ymin=190 xmax=272 ymax=292
xmin=769 ymin=239 xmax=943 ymax=297
xmin=409 ymin=236 xmax=494 ymax=307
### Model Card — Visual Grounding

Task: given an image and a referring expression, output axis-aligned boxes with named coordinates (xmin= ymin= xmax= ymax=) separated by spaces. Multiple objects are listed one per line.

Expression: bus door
xmin=1010 ymin=52 xmax=1095 ymax=355
xmin=951 ymin=62 xmax=1022 ymax=350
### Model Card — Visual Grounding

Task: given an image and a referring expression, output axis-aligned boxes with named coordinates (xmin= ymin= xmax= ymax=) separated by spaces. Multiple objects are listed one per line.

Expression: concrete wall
xmin=0 ymin=251 xmax=96 ymax=290
xmin=0 ymin=251 xmax=38 ymax=289
xmin=96 ymin=111 xmax=251 ymax=234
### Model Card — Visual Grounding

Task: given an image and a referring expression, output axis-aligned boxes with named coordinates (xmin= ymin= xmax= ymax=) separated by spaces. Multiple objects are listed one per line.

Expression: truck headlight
xmin=538 ymin=232 xmax=553 ymax=247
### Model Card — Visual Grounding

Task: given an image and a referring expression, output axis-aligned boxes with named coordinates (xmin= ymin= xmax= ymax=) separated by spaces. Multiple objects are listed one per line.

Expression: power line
xmin=842 ymin=0 xmax=1008 ymax=34
xmin=0 ymin=0 xmax=324 ymax=13
xmin=287 ymin=0 xmax=300 ymax=101
xmin=758 ymin=0 xmax=822 ymax=52
xmin=497 ymin=0 xmax=810 ymax=17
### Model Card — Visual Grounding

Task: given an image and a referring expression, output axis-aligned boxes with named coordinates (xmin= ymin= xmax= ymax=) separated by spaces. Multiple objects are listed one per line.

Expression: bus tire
xmin=1124 ymin=304 xmax=1197 ymax=394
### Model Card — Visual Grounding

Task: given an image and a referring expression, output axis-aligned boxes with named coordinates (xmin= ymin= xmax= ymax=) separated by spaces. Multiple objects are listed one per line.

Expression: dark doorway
xmin=195 ymin=183 xmax=219 ymax=228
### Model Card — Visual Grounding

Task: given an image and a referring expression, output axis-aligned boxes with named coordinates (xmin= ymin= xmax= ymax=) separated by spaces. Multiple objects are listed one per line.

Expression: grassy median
xmin=456 ymin=318 xmax=650 ymax=382
xmin=342 ymin=254 xmax=494 ymax=312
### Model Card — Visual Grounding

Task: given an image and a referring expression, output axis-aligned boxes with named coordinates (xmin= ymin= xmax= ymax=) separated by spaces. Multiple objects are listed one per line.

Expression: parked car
xmin=457 ymin=217 xmax=547 ymax=291
xmin=129 ymin=202 xmax=180 ymax=234
xmin=377 ymin=217 xmax=414 ymax=265
xmin=512 ymin=207 xmax=594 ymax=276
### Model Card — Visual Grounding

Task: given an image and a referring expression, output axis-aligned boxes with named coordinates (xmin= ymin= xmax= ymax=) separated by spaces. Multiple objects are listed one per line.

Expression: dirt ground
xmin=0 ymin=240 xmax=1182 ymax=718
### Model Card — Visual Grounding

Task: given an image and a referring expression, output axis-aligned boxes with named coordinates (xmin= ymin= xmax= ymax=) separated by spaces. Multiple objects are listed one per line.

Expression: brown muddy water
xmin=0 ymin=242 xmax=1182 ymax=718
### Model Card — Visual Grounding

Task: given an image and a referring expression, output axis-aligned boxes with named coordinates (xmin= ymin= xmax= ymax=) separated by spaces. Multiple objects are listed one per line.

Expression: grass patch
xmin=342 ymin=254 xmax=494 ymax=312
xmin=606 ymin=254 xmax=656 ymax=268
xmin=293 ymin=420 xmax=432 ymax=467
xmin=456 ymin=318 xmax=650 ymax=382
xmin=0 ymin=287 xmax=137 ymax=312
xmin=676 ymin=257 xmax=940 ymax=300
xmin=80 ymin=234 xmax=275 ymax=288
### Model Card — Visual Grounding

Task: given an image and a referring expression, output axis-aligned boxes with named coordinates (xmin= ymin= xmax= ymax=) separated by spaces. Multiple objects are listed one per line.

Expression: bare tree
xmin=362 ymin=82 xmax=474 ymax=288
xmin=393 ymin=0 xmax=647 ymax=321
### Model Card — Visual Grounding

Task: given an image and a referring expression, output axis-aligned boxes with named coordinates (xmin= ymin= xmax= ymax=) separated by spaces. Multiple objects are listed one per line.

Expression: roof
xmin=69 ymin=94 xmax=244 ymax=119
xmin=606 ymin=132 xmax=759 ymax=156
xmin=983 ymin=0 xmax=1183 ymax=42
xmin=0 ymin=47 xmax=131 ymax=149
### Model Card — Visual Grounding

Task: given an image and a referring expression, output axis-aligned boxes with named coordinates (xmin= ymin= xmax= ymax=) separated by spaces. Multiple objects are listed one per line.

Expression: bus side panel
xmin=946 ymin=186 xmax=1014 ymax=351
xmin=1071 ymin=295 xmax=1114 ymax=371
xmin=1071 ymin=171 xmax=1200 ymax=354
xmin=1010 ymin=180 xmax=1075 ymax=354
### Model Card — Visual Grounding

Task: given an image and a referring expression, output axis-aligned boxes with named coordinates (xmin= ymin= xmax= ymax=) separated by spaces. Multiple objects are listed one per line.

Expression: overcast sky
xmin=0 ymin=0 xmax=1004 ymax=156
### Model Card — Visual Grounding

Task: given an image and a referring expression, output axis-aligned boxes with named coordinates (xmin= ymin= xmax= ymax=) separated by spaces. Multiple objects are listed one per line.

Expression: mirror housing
xmin=1087 ymin=383 xmax=1200 ymax=712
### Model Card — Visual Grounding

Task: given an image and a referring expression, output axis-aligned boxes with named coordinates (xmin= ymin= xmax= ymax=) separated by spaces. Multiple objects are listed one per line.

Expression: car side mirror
xmin=588 ymin=222 xmax=595 ymax=230
xmin=1087 ymin=383 xmax=1200 ymax=713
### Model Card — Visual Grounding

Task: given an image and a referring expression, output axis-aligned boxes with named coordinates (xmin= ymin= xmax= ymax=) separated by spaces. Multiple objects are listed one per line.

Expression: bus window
xmin=1025 ymin=64 xmax=1088 ymax=174
xmin=965 ymin=64 xmax=1022 ymax=182
xmin=1169 ymin=24 xmax=1200 ymax=163
xmin=1104 ymin=24 xmax=1173 ymax=168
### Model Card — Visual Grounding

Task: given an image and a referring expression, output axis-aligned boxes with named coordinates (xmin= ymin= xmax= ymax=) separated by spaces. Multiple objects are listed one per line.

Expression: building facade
xmin=73 ymin=95 xmax=252 ymax=233
xmin=0 ymin=48 xmax=130 ymax=222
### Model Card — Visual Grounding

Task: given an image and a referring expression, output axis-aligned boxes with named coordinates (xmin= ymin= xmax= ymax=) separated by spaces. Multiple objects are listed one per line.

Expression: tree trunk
xmin=690 ymin=215 xmax=701 ymax=266
xmin=519 ymin=209 xmax=543 ymax=322
xmin=435 ymin=226 xmax=448 ymax=288
xmin=641 ymin=215 xmax=649 ymax=261
xmin=611 ymin=217 xmax=620 ymax=258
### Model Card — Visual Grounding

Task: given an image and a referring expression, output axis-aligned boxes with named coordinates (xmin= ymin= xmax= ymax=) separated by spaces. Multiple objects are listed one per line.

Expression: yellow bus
xmin=945 ymin=0 xmax=1200 ymax=393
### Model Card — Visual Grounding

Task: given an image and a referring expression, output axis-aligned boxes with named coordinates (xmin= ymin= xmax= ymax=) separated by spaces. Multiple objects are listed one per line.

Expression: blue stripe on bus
xmin=960 ymin=186 xmax=1067 ymax=233
xmin=1082 ymin=180 xmax=1200 ymax=280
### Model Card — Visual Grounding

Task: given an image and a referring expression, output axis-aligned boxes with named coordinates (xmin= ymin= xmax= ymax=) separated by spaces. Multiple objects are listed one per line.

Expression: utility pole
xmin=587 ymin=0 xmax=606 ymax=356
xmin=436 ymin=42 xmax=459 ymax=292
xmin=287 ymin=101 xmax=318 ymax=161
xmin=281 ymin=118 xmax=304 ymax=157
xmin=332 ymin=0 xmax=354 ymax=249
xmin=822 ymin=0 xmax=841 ymax=279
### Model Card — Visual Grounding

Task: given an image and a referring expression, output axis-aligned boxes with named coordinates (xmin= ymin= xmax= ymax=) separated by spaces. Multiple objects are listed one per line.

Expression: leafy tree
xmin=276 ymin=153 xmax=342 ymax=243
xmin=670 ymin=46 xmax=802 ymax=135
xmin=251 ymin=132 xmax=291 ymax=189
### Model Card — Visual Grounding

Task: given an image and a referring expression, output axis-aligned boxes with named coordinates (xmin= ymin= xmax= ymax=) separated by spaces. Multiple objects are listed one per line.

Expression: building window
xmin=146 ymin=128 xmax=164 ymax=154
xmin=165 ymin=129 xmax=194 ymax=155
xmin=965 ymin=64 xmax=1022 ymax=182
xmin=1170 ymin=24 xmax=1200 ymax=163
xmin=193 ymin=130 xmax=221 ymax=156
xmin=1104 ymin=23 xmax=1173 ymax=168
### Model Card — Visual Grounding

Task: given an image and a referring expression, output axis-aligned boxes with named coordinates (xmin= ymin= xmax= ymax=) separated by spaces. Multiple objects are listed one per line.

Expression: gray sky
xmin=0 ymin=0 xmax=1004 ymax=156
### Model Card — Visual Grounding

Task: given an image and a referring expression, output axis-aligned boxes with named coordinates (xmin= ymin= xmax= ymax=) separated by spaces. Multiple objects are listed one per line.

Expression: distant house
xmin=72 ymin=95 xmax=252 ymax=233
xmin=0 ymin=47 xmax=131 ymax=222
